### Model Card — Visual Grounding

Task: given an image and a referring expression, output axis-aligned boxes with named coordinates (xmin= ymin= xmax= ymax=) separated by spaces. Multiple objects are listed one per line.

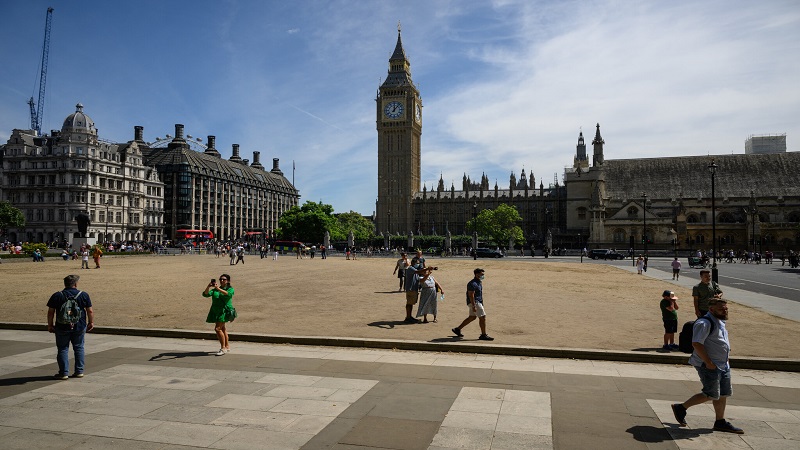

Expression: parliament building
xmin=376 ymin=30 xmax=800 ymax=252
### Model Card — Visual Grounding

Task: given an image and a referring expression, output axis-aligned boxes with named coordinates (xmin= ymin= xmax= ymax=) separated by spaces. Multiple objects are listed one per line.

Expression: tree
xmin=467 ymin=204 xmax=525 ymax=248
xmin=335 ymin=211 xmax=375 ymax=243
xmin=0 ymin=201 xmax=25 ymax=239
xmin=276 ymin=201 xmax=337 ymax=244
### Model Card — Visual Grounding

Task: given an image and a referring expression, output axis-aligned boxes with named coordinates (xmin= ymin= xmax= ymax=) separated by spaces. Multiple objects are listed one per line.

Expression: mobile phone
xmin=211 ymin=278 xmax=216 ymax=284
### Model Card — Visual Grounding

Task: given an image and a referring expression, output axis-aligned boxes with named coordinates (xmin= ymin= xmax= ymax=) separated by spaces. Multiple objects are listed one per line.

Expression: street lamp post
xmin=708 ymin=159 xmax=719 ymax=283
xmin=641 ymin=192 xmax=648 ymax=256
xmin=578 ymin=232 xmax=583 ymax=263
xmin=472 ymin=202 xmax=478 ymax=260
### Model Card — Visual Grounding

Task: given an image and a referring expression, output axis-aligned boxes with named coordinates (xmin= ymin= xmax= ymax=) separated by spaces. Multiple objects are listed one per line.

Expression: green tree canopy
xmin=276 ymin=201 xmax=337 ymax=244
xmin=334 ymin=211 xmax=375 ymax=242
xmin=467 ymin=204 xmax=525 ymax=247
xmin=0 ymin=201 xmax=25 ymax=237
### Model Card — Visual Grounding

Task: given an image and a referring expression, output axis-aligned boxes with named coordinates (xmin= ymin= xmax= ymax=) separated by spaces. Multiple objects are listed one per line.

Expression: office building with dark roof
xmin=142 ymin=124 xmax=298 ymax=241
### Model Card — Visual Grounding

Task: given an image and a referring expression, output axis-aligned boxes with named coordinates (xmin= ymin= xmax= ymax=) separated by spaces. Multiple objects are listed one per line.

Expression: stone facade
xmin=1 ymin=104 xmax=299 ymax=245
xmin=566 ymin=126 xmax=800 ymax=252
xmin=1 ymin=104 xmax=165 ymax=244
xmin=375 ymin=29 xmax=566 ymax=244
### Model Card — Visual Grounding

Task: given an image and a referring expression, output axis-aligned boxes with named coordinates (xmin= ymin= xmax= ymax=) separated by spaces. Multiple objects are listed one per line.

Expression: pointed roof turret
xmin=381 ymin=23 xmax=414 ymax=89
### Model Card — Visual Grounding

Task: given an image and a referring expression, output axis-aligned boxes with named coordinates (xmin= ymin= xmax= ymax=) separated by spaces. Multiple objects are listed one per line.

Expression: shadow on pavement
xmin=148 ymin=351 xmax=214 ymax=361
xmin=429 ymin=337 xmax=470 ymax=343
xmin=631 ymin=347 xmax=674 ymax=353
xmin=0 ymin=375 xmax=59 ymax=387
xmin=373 ymin=291 xmax=404 ymax=294
xmin=626 ymin=424 xmax=712 ymax=443
xmin=367 ymin=320 xmax=417 ymax=329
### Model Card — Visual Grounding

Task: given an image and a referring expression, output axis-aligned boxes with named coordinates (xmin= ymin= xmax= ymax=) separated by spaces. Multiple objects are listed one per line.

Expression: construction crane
xmin=28 ymin=7 xmax=54 ymax=136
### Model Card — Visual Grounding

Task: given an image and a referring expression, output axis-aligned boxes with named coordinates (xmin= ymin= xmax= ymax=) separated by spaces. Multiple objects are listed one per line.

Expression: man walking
xmin=452 ymin=268 xmax=494 ymax=341
xmin=47 ymin=275 xmax=94 ymax=379
xmin=692 ymin=270 xmax=722 ymax=318
xmin=671 ymin=299 xmax=743 ymax=434
xmin=671 ymin=257 xmax=682 ymax=280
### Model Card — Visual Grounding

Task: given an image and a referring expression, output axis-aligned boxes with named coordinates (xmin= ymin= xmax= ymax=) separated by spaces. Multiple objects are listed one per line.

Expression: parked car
xmin=474 ymin=248 xmax=503 ymax=258
xmin=589 ymin=249 xmax=625 ymax=260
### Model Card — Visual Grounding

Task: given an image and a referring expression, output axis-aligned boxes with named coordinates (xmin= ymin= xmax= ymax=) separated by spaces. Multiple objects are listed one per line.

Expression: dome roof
xmin=62 ymin=103 xmax=96 ymax=134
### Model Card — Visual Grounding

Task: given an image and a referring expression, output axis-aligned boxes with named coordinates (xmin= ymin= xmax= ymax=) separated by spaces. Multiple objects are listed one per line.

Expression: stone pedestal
xmin=72 ymin=237 xmax=97 ymax=248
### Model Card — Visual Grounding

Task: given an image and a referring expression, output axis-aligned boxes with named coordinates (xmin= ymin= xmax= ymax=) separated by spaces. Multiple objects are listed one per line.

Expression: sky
xmin=2 ymin=0 xmax=799 ymax=215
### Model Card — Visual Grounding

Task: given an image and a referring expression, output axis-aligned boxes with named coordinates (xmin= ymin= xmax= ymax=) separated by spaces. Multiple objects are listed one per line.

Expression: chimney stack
xmin=229 ymin=144 xmax=242 ymax=162
xmin=134 ymin=126 xmax=144 ymax=142
xmin=270 ymin=158 xmax=284 ymax=176
xmin=204 ymin=135 xmax=221 ymax=157
xmin=251 ymin=151 xmax=265 ymax=170
xmin=174 ymin=124 xmax=185 ymax=140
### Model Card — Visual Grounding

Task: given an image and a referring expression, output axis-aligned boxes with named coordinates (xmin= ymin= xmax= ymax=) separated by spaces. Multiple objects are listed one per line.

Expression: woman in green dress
xmin=203 ymin=274 xmax=235 ymax=356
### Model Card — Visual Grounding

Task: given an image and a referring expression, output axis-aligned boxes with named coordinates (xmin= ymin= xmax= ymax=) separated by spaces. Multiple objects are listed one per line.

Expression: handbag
xmin=224 ymin=306 xmax=237 ymax=322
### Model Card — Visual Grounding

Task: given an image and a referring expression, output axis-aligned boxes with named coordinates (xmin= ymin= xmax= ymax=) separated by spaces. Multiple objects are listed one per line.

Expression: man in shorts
xmin=671 ymin=257 xmax=682 ymax=280
xmin=671 ymin=299 xmax=743 ymax=434
xmin=452 ymin=268 xmax=493 ymax=341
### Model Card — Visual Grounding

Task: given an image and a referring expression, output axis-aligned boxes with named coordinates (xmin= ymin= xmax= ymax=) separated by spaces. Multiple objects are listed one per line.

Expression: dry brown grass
xmin=4 ymin=252 xmax=797 ymax=358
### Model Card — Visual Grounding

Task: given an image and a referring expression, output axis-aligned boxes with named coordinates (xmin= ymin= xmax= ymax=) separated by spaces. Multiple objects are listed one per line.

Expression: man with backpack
xmin=671 ymin=298 xmax=744 ymax=434
xmin=47 ymin=274 xmax=94 ymax=380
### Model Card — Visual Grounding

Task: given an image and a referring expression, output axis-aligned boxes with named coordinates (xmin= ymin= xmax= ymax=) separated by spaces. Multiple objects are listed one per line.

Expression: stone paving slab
xmin=1 ymin=330 xmax=800 ymax=449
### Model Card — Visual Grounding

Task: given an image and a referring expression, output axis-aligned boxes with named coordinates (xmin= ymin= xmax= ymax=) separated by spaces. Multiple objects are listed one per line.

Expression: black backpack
xmin=678 ymin=317 xmax=714 ymax=353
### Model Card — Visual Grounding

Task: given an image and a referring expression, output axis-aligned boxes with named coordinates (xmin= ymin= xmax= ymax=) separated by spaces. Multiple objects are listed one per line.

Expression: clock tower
xmin=376 ymin=24 xmax=422 ymax=235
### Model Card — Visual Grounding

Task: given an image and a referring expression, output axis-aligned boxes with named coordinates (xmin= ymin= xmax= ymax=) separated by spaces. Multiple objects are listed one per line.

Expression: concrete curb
xmin=4 ymin=322 xmax=797 ymax=372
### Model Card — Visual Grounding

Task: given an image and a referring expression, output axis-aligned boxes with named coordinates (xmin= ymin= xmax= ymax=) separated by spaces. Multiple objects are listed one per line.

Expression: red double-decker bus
xmin=175 ymin=229 xmax=214 ymax=243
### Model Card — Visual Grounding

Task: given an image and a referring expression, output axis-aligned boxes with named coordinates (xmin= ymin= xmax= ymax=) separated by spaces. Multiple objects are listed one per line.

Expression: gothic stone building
xmin=565 ymin=125 xmax=800 ymax=252
xmin=375 ymin=29 xmax=565 ymax=244
xmin=375 ymin=29 xmax=799 ymax=252
xmin=1 ymin=104 xmax=165 ymax=244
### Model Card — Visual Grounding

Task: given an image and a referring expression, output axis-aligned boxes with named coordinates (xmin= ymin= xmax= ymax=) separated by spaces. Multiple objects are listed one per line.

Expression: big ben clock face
xmin=383 ymin=101 xmax=404 ymax=119
xmin=415 ymin=104 xmax=421 ymax=123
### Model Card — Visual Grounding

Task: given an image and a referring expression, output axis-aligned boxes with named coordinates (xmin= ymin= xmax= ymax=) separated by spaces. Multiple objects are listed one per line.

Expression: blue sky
xmin=2 ymin=0 xmax=799 ymax=215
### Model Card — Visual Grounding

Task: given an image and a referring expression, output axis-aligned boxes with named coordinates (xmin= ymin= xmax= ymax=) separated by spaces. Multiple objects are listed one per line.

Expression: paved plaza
xmin=1 ymin=329 xmax=799 ymax=449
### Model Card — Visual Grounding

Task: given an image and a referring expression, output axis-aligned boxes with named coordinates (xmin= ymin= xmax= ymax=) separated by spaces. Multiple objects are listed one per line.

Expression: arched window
xmin=686 ymin=214 xmax=699 ymax=223
xmin=758 ymin=213 xmax=769 ymax=223
xmin=718 ymin=212 xmax=736 ymax=223
xmin=577 ymin=207 xmax=587 ymax=220
xmin=721 ymin=235 xmax=735 ymax=244
xmin=613 ymin=229 xmax=626 ymax=243
xmin=694 ymin=234 xmax=705 ymax=244
xmin=787 ymin=212 xmax=800 ymax=223
xmin=762 ymin=234 xmax=775 ymax=245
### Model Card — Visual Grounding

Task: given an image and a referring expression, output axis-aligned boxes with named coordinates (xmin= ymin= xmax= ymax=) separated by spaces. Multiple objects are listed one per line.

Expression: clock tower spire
xmin=376 ymin=24 xmax=422 ymax=234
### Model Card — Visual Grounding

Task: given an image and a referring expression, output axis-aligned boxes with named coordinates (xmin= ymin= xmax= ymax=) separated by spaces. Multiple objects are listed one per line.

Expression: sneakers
xmin=713 ymin=419 xmax=744 ymax=434
xmin=669 ymin=344 xmax=680 ymax=350
xmin=53 ymin=373 xmax=69 ymax=380
xmin=671 ymin=403 xmax=687 ymax=426
xmin=71 ymin=373 xmax=84 ymax=378
xmin=662 ymin=345 xmax=671 ymax=350
xmin=216 ymin=349 xmax=226 ymax=356
xmin=478 ymin=334 xmax=495 ymax=341
xmin=451 ymin=327 xmax=463 ymax=337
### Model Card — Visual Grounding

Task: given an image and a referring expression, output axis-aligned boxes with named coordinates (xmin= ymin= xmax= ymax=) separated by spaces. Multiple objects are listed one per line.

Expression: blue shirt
xmin=47 ymin=288 xmax=92 ymax=331
xmin=404 ymin=264 xmax=421 ymax=291
xmin=688 ymin=313 xmax=730 ymax=370
xmin=466 ymin=278 xmax=483 ymax=304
